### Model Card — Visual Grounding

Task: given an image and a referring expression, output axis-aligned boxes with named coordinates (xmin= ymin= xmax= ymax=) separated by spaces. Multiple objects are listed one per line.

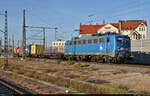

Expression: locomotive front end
xmin=116 ymin=35 xmax=132 ymax=62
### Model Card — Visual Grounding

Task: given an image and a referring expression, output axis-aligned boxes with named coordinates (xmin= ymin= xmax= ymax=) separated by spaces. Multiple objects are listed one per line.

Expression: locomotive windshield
xmin=117 ymin=36 xmax=130 ymax=43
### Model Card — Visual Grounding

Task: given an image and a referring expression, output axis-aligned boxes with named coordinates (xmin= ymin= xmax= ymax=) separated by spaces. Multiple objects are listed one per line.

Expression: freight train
xmin=14 ymin=33 xmax=132 ymax=63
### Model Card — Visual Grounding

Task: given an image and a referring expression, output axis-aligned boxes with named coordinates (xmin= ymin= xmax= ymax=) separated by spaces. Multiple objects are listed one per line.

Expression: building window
xmin=130 ymin=27 xmax=132 ymax=30
xmin=139 ymin=28 xmax=141 ymax=31
xmin=140 ymin=24 xmax=144 ymax=26
xmin=143 ymin=35 xmax=145 ymax=39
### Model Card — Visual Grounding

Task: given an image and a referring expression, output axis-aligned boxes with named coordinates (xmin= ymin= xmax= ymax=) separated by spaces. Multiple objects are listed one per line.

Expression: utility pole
xmin=22 ymin=9 xmax=26 ymax=59
xmin=8 ymin=37 xmax=10 ymax=55
xmin=43 ymin=28 xmax=45 ymax=48
xmin=3 ymin=11 xmax=8 ymax=70
xmin=54 ymin=28 xmax=57 ymax=41
xmin=12 ymin=35 xmax=14 ymax=57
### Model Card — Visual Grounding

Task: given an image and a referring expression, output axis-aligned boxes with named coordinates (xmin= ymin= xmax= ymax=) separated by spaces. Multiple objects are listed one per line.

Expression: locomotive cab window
xmin=117 ymin=37 xmax=123 ymax=42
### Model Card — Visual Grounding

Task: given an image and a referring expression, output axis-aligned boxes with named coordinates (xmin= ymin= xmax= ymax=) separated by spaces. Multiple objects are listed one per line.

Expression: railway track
xmin=0 ymin=79 xmax=31 ymax=95
xmin=16 ymin=57 xmax=150 ymax=71
xmin=32 ymin=57 xmax=150 ymax=68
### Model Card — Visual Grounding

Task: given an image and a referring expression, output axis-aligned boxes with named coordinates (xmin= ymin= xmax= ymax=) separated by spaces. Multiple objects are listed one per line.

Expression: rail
xmin=0 ymin=79 xmax=31 ymax=95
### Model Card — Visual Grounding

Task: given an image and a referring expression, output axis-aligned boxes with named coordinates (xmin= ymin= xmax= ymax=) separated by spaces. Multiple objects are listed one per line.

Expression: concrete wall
xmin=130 ymin=39 xmax=150 ymax=64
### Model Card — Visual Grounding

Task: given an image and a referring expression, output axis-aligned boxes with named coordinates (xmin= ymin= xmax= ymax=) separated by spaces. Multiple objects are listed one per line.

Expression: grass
xmin=137 ymin=90 xmax=150 ymax=94
xmin=5 ymin=59 xmax=130 ymax=94
xmin=42 ymin=69 xmax=58 ymax=73
xmin=75 ymin=62 xmax=89 ymax=67
xmin=7 ymin=65 xmax=129 ymax=94
xmin=67 ymin=87 xmax=78 ymax=93
xmin=56 ymin=60 xmax=61 ymax=64
xmin=112 ymin=69 xmax=128 ymax=75
xmin=100 ymin=85 xmax=127 ymax=94
xmin=108 ymin=87 xmax=126 ymax=94
xmin=89 ymin=67 xmax=99 ymax=71
xmin=66 ymin=60 xmax=74 ymax=66
xmin=66 ymin=73 xmax=80 ymax=79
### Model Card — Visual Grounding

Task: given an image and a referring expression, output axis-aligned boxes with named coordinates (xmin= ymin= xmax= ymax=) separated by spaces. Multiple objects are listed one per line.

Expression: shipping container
xmin=25 ymin=45 xmax=31 ymax=56
xmin=30 ymin=45 xmax=44 ymax=55
xmin=14 ymin=47 xmax=18 ymax=55
xmin=19 ymin=46 xmax=23 ymax=56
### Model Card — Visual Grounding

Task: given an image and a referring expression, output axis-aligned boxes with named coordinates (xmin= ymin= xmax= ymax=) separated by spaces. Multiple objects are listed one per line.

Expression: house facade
xmin=79 ymin=20 xmax=148 ymax=40
xmin=52 ymin=39 xmax=66 ymax=53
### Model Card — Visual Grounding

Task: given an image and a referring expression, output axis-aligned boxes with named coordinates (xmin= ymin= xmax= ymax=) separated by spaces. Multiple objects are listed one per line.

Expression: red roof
xmin=119 ymin=20 xmax=147 ymax=30
xmin=110 ymin=23 xmax=119 ymax=29
xmin=79 ymin=20 xmax=147 ymax=34
xmin=80 ymin=24 xmax=104 ymax=34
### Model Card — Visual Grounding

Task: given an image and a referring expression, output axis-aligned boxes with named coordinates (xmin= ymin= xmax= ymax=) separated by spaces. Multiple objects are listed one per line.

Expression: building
xmin=52 ymin=39 xmax=66 ymax=53
xmin=79 ymin=20 xmax=148 ymax=40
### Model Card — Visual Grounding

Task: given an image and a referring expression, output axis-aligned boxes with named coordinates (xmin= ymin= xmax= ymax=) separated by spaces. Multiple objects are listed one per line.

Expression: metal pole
xmin=8 ymin=37 xmax=10 ymax=55
xmin=43 ymin=28 xmax=45 ymax=49
xmin=0 ymin=37 xmax=2 ymax=56
xmin=55 ymin=28 xmax=57 ymax=41
xmin=22 ymin=9 xmax=26 ymax=59
xmin=3 ymin=11 xmax=8 ymax=70
xmin=12 ymin=35 xmax=14 ymax=57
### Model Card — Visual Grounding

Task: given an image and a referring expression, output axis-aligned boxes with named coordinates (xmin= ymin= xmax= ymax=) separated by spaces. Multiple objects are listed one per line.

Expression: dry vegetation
xmin=1 ymin=57 xmax=150 ymax=94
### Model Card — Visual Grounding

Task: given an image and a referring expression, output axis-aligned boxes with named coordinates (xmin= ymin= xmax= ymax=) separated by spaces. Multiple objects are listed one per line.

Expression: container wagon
xmin=30 ymin=45 xmax=44 ymax=57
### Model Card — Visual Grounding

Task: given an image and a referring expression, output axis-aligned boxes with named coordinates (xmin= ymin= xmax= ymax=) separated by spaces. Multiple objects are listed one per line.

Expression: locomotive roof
xmin=70 ymin=33 xmax=128 ymax=41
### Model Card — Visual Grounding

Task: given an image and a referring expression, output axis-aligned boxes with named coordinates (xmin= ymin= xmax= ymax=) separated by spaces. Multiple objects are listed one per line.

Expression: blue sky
xmin=0 ymin=0 xmax=150 ymax=46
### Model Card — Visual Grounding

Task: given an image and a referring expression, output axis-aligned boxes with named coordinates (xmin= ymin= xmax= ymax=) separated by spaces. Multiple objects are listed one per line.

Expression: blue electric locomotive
xmin=64 ymin=33 xmax=131 ymax=63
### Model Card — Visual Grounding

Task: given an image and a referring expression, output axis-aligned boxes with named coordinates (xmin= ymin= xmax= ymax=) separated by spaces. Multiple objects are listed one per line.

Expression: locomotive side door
xmin=106 ymin=37 xmax=111 ymax=53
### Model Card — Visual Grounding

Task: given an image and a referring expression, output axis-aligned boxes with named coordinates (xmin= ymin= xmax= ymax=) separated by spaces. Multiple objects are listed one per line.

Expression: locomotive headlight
xmin=119 ymin=48 xmax=124 ymax=50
